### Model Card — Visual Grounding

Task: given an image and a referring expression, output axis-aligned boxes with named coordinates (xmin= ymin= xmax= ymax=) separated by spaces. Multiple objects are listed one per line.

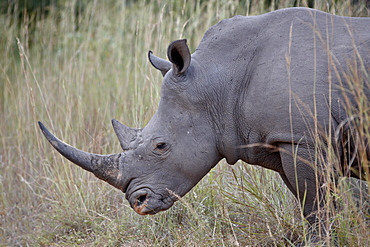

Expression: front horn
xmin=38 ymin=122 xmax=129 ymax=192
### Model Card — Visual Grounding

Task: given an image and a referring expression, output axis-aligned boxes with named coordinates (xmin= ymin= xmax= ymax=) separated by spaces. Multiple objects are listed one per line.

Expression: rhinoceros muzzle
xmin=128 ymin=188 xmax=174 ymax=215
xmin=38 ymin=121 xmax=175 ymax=215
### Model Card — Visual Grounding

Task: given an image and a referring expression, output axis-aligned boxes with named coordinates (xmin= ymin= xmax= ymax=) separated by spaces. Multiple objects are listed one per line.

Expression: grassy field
xmin=1 ymin=0 xmax=369 ymax=246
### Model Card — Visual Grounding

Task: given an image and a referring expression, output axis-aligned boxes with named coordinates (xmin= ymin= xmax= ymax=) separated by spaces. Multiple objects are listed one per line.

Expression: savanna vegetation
xmin=1 ymin=0 xmax=369 ymax=246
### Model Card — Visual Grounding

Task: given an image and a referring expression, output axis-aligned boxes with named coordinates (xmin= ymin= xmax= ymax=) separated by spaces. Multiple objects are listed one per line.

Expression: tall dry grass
xmin=1 ymin=0 xmax=369 ymax=246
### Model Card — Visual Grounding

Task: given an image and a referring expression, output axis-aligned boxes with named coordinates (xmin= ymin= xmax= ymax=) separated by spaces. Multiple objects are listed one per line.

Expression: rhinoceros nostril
xmin=137 ymin=194 xmax=147 ymax=206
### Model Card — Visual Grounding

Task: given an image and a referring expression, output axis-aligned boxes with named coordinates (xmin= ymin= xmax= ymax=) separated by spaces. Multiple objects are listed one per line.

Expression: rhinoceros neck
xmin=193 ymin=9 xmax=315 ymax=164
xmin=193 ymin=16 xmax=267 ymax=164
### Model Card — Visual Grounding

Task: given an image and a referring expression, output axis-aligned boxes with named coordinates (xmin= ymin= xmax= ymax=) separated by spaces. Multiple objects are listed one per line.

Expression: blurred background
xmin=1 ymin=0 xmax=369 ymax=246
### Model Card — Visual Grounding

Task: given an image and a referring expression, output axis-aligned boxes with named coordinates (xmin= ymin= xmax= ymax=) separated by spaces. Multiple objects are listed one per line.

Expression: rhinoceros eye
xmin=156 ymin=142 xmax=167 ymax=150
xmin=153 ymin=141 xmax=169 ymax=155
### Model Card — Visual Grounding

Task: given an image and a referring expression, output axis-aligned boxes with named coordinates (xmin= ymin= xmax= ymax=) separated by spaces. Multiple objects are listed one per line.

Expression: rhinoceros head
xmin=39 ymin=39 xmax=222 ymax=215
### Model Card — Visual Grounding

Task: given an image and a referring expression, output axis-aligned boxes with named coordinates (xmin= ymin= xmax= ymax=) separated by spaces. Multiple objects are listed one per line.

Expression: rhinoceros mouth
xmin=127 ymin=187 xmax=175 ymax=215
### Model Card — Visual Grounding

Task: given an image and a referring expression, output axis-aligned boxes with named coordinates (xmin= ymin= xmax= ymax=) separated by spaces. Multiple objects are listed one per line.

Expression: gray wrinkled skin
xmin=40 ymin=8 xmax=370 ymax=224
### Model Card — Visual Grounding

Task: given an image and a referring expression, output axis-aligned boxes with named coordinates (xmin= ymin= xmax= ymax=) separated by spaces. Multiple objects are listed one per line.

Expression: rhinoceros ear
xmin=167 ymin=39 xmax=191 ymax=76
xmin=148 ymin=51 xmax=172 ymax=77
